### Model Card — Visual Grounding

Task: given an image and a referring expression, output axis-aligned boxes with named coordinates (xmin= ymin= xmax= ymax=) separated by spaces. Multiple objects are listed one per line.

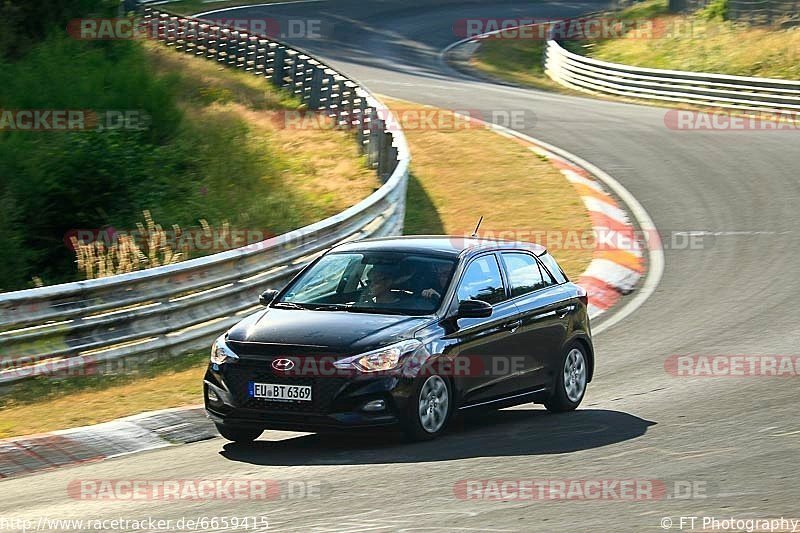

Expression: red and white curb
xmin=443 ymin=34 xmax=663 ymax=328
xmin=462 ymin=117 xmax=651 ymax=320
xmin=538 ymin=149 xmax=645 ymax=318
xmin=0 ymin=406 xmax=214 ymax=480
xmin=0 ymin=109 xmax=663 ymax=482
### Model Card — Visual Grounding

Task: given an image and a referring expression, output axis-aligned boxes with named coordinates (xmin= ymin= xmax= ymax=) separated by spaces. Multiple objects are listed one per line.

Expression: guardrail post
xmin=272 ymin=47 xmax=287 ymax=86
xmin=355 ymin=93 xmax=370 ymax=150
xmin=244 ymin=36 xmax=256 ymax=72
xmin=287 ymin=52 xmax=301 ymax=94
xmin=342 ymin=82 xmax=358 ymax=130
xmin=174 ymin=18 xmax=185 ymax=51
xmin=206 ymin=26 xmax=219 ymax=60
xmin=254 ymin=40 xmax=268 ymax=77
xmin=183 ymin=21 xmax=198 ymax=55
xmin=295 ymin=56 xmax=313 ymax=102
xmin=320 ymin=72 xmax=335 ymax=111
xmin=367 ymin=112 xmax=383 ymax=169
xmin=226 ymin=30 xmax=239 ymax=66
xmin=308 ymin=66 xmax=325 ymax=109
xmin=0 ymin=4 xmax=411 ymax=388
xmin=378 ymin=131 xmax=394 ymax=182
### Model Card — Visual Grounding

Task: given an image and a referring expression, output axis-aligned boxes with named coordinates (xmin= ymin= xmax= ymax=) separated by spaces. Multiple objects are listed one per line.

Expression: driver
xmin=361 ymin=263 xmax=401 ymax=305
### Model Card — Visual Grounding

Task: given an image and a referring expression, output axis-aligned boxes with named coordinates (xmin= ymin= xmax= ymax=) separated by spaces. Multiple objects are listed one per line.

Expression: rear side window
xmin=501 ymin=252 xmax=553 ymax=297
xmin=456 ymin=255 xmax=507 ymax=305
xmin=538 ymin=252 xmax=568 ymax=284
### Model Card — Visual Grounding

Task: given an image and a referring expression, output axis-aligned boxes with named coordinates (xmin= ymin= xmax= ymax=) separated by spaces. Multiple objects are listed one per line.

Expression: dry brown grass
xmin=0 ymin=98 xmax=594 ymax=438
xmin=72 ymin=211 xmax=190 ymax=279
xmin=164 ymin=0 xmax=287 ymax=16
xmin=589 ymin=15 xmax=800 ymax=79
xmin=146 ymin=43 xmax=377 ymax=217
xmin=473 ymin=0 xmax=800 ymax=86
xmin=0 ymin=366 xmax=205 ymax=438
xmin=387 ymin=98 xmax=593 ymax=279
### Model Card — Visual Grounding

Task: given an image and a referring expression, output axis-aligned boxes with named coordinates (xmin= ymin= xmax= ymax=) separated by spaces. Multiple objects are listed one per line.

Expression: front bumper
xmin=204 ymin=361 xmax=415 ymax=431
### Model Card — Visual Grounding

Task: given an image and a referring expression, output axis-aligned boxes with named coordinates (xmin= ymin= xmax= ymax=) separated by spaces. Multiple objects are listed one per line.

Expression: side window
xmin=538 ymin=252 xmax=568 ymax=284
xmin=456 ymin=255 xmax=507 ymax=306
xmin=501 ymin=252 xmax=553 ymax=298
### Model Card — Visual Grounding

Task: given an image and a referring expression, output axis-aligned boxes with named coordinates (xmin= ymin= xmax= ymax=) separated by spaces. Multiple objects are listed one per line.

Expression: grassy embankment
xmin=164 ymin=0 xmax=285 ymax=16
xmin=472 ymin=0 xmax=800 ymax=90
xmin=1 ymin=97 xmax=595 ymax=437
xmin=0 ymin=40 xmax=375 ymax=290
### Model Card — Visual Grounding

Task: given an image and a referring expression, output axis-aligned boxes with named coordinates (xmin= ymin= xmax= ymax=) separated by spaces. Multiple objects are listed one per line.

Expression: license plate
xmin=249 ymin=382 xmax=312 ymax=402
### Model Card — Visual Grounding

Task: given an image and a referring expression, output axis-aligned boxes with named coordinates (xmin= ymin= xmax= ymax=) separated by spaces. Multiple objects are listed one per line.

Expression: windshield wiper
xmin=272 ymin=302 xmax=307 ymax=310
xmin=308 ymin=303 xmax=354 ymax=311
xmin=281 ymin=302 xmax=413 ymax=316
xmin=336 ymin=306 xmax=409 ymax=316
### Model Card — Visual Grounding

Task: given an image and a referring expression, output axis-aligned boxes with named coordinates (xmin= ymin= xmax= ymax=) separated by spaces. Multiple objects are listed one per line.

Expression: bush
xmin=0 ymin=32 xmax=279 ymax=288
xmin=698 ymin=0 xmax=729 ymax=21
xmin=0 ymin=0 xmax=118 ymax=59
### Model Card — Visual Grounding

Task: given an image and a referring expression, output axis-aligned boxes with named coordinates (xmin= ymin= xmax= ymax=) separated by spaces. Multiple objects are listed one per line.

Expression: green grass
xmin=471 ymin=38 xmax=561 ymax=91
xmin=156 ymin=0 xmax=289 ymax=16
xmin=389 ymin=97 xmax=593 ymax=280
xmin=0 ymin=34 xmax=376 ymax=291
xmin=0 ymin=97 xmax=596 ymax=438
xmin=585 ymin=6 xmax=800 ymax=79
xmin=472 ymin=0 xmax=800 ymax=90
xmin=0 ymin=351 xmax=208 ymax=438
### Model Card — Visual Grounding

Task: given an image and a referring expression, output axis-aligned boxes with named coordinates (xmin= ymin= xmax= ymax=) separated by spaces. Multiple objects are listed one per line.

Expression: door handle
xmin=556 ymin=306 xmax=574 ymax=319
xmin=504 ymin=320 xmax=522 ymax=333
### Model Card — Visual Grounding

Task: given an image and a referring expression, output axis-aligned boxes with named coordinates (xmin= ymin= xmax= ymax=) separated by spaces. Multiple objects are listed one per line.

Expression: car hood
xmin=225 ymin=308 xmax=433 ymax=356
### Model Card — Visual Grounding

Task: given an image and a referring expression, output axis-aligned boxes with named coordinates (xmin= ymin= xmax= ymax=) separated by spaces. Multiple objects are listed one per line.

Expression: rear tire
xmin=545 ymin=343 xmax=588 ymax=413
xmin=401 ymin=374 xmax=452 ymax=441
xmin=215 ymin=423 xmax=262 ymax=443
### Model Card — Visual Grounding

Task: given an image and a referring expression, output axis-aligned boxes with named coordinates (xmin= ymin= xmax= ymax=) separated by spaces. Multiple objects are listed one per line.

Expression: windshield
xmin=277 ymin=252 xmax=457 ymax=315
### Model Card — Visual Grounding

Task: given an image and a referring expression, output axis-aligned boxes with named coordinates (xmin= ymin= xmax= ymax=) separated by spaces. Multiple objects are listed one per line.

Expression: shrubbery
xmin=0 ymin=1 xmax=373 ymax=291
xmin=0 ymin=5 xmax=273 ymax=290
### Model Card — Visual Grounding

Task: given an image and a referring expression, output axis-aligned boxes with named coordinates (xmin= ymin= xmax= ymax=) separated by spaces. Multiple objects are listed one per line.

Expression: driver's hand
xmin=421 ymin=288 xmax=441 ymax=300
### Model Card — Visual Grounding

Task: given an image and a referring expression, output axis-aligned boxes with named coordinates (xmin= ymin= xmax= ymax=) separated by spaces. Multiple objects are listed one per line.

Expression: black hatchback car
xmin=205 ymin=236 xmax=594 ymax=442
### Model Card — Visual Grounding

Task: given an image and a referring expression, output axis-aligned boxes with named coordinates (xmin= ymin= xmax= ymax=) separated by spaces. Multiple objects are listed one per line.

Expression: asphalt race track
xmin=2 ymin=1 xmax=798 ymax=531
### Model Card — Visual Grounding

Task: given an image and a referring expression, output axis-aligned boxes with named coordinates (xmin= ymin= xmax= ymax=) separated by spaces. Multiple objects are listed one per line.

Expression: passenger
xmin=420 ymin=262 xmax=452 ymax=302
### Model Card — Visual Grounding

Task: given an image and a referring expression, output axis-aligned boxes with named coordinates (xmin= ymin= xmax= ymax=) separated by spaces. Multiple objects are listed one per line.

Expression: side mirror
xmin=457 ymin=299 xmax=493 ymax=319
xmin=259 ymin=289 xmax=279 ymax=306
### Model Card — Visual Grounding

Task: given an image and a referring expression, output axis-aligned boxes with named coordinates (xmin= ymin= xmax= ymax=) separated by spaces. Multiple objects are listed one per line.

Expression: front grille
xmin=224 ymin=361 xmax=348 ymax=414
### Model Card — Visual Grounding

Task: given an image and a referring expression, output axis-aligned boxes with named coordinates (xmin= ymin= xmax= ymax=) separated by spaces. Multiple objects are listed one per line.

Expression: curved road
xmin=3 ymin=1 xmax=799 ymax=531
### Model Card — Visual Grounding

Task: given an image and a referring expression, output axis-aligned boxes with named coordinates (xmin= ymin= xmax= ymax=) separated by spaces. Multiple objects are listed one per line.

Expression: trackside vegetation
xmin=472 ymin=0 xmax=800 ymax=90
xmin=0 ymin=98 xmax=596 ymax=438
xmin=0 ymin=0 xmax=375 ymax=292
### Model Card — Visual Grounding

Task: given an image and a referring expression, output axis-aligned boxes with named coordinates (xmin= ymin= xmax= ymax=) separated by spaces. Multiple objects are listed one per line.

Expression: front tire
xmin=545 ymin=343 xmax=588 ymax=413
xmin=401 ymin=374 xmax=452 ymax=441
xmin=215 ymin=423 xmax=262 ymax=443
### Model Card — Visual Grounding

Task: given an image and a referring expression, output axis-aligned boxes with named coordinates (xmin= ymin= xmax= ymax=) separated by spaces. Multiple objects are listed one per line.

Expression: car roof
xmin=331 ymin=235 xmax=547 ymax=259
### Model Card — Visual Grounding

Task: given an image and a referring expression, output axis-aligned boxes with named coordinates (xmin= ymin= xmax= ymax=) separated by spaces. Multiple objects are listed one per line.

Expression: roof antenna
xmin=471 ymin=216 xmax=484 ymax=238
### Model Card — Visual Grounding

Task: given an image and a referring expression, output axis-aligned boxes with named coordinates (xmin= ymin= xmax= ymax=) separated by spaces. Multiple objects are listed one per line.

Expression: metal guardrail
xmin=544 ymin=38 xmax=800 ymax=116
xmin=0 ymin=7 xmax=410 ymax=386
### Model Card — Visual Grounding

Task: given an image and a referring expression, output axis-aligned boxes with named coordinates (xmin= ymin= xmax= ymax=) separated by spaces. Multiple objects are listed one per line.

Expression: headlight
xmin=210 ymin=334 xmax=239 ymax=365
xmin=334 ymin=339 xmax=422 ymax=373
